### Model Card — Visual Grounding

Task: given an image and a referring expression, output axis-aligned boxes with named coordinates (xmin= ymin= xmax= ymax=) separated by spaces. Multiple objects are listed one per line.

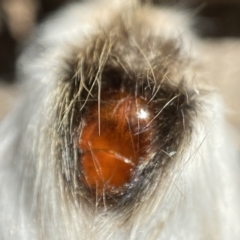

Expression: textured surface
xmin=0 ymin=2 xmax=240 ymax=239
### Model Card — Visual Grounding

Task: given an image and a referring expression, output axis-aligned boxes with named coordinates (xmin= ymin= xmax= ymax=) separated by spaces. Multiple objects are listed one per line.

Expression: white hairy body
xmin=0 ymin=1 xmax=240 ymax=239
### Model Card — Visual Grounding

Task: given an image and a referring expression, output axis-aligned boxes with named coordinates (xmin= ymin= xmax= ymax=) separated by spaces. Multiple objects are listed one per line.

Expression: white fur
xmin=0 ymin=1 xmax=240 ymax=239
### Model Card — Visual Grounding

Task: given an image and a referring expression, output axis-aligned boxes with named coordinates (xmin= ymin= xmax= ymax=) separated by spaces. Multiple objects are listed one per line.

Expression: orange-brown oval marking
xmin=79 ymin=92 xmax=153 ymax=195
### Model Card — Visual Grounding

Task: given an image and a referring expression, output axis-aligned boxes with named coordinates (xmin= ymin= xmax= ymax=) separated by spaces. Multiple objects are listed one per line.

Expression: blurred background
xmin=0 ymin=0 xmax=240 ymax=138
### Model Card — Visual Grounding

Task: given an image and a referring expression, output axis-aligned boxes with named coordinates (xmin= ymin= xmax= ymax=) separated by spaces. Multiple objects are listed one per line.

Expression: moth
xmin=0 ymin=0 xmax=239 ymax=239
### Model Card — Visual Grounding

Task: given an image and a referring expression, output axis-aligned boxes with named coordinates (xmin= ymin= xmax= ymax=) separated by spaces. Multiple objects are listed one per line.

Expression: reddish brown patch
xmin=79 ymin=92 xmax=152 ymax=195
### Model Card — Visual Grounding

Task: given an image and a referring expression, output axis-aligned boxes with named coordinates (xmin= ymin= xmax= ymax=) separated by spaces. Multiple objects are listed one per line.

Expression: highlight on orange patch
xmin=79 ymin=92 xmax=152 ymax=196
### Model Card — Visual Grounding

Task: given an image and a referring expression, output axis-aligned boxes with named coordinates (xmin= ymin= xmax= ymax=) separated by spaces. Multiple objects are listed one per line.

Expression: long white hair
xmin=0 ymin=1 xmax=239 ymax=239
